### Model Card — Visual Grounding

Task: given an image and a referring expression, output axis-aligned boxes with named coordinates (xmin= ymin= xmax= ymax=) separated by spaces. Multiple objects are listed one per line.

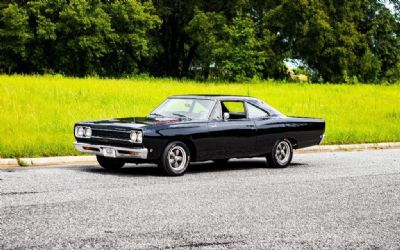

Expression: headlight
xmin=130 ymin=130 xmax=143 ymax=143
xmin=85 ymin=127 xmax=92 ymax=138
xmin=75 ymin=126 xmax=91 ymax=138
xmin=130 ymin=131 xmax=137 ymax=141
xmin=136 ymin=131 xmax=143 ymax=143
xmin=77 ymin=127 xmax=85 ymax=137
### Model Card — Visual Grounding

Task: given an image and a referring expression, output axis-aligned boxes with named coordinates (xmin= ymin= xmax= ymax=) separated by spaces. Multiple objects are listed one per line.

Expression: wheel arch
xmin=285 ymin=138 xmax=298 ymax=149
xmin=168 ymin=137 xmax=197 ymax=161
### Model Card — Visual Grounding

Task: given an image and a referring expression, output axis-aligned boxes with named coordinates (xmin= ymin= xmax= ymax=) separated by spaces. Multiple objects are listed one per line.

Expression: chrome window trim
xmin=219 ymin=100 xmax=251 ymax=121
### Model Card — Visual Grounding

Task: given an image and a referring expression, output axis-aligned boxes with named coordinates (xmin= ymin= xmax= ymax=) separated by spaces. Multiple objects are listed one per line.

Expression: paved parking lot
xmin=1 ymin=149 xmax=400 ymax=249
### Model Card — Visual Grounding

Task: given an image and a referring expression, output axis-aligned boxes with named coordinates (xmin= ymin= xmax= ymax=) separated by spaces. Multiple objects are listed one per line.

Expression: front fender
xmin=143 ymin=122 xmax=209 ymax=161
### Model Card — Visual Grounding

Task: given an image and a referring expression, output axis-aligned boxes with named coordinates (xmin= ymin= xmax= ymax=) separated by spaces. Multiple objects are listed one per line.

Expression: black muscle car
xmin=74 ymin=95 xmax=325 ymax=176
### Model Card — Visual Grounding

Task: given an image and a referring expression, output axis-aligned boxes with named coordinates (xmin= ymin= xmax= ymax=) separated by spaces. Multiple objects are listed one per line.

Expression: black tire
xmin=158 ymin=141 xmax=191 ymax=176
xmin=266 ymin=139 xmax=293 ymax=168
xmin=213 ymin=159 xmax=229 ymax=165
xmin=96 ymin=155 xmax=125 ymax=170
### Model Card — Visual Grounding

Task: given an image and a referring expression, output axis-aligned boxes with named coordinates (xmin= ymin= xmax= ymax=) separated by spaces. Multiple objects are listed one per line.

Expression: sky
xmin=385 ymin=1 xmax=396 ymax=14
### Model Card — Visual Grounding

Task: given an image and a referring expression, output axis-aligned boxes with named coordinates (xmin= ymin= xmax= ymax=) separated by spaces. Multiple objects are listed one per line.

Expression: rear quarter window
xmin=246 ymin=103 xmax=269 ymax=118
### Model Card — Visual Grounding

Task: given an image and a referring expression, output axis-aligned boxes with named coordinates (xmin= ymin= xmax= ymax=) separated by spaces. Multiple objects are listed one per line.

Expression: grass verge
xmin=1 ymin=75 xmax=399 ymax=158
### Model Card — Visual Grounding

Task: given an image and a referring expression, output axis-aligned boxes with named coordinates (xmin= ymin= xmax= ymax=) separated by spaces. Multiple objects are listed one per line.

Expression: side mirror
xmin=223 ymin=112 xmax=230 ymax=121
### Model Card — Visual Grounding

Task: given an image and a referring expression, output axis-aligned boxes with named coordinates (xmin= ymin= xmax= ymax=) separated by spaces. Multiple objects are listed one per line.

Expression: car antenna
xmin=247 ymin=84 xmax=250 ymax=97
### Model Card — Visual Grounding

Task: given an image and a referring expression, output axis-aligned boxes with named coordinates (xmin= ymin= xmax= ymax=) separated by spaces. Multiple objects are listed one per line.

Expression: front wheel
xmin=158 ymin=141 xmax=191 ymax=176
xmin=266 ymin=139 xmax=293 ymax=168
xmin=96 ymin=155 xmax=125 ymax=170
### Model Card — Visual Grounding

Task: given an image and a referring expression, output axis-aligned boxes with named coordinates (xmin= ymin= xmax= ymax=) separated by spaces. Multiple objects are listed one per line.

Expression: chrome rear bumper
xmin=319 ymin=133 xmax=325 ymax=144
xmin=73 ymin=142 xmax=148 ymax=159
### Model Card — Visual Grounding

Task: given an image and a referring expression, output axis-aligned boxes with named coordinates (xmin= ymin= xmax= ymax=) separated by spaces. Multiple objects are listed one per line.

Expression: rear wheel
xmin=96 ymin=155 xmax=125 ymax=170
xmin=158 ymin=141 xmax=191 ymax=176
xmin=266 ymin=139 xmax=293 ymax=168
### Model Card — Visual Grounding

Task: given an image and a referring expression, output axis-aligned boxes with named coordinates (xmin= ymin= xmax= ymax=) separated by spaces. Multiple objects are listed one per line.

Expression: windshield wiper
xmin=172 ymin=113 xmax=191 ymax=120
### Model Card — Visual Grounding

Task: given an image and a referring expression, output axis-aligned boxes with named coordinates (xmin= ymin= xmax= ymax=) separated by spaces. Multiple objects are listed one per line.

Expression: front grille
xmin=91 ymin=129 xmax=131 ymax=141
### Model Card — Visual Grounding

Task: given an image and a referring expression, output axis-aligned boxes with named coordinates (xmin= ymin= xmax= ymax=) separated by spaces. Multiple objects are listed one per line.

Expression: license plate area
xmin=102 ymin=147 xmax=116 ymax=158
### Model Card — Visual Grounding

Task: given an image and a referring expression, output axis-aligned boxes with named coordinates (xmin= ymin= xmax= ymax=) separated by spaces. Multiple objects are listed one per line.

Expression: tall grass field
xmin=1 ymin=75 xmax=399 ymax=158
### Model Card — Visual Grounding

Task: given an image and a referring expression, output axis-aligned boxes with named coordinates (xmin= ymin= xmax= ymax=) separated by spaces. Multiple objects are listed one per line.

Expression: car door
xmin=245 ymin=102 xmax=279 ymax=154
xmin=206 ymin=100 xmax=257 ymax=159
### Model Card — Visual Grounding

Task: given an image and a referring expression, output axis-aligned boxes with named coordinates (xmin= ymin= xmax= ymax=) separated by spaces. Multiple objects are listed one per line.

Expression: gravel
xmin=1 ymin=149 xmax=399 ymax=249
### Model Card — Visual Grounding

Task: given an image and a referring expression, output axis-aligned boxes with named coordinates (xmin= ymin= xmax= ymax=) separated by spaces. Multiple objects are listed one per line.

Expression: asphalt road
xmin=1 ymin=149 xmax=400 ymax=249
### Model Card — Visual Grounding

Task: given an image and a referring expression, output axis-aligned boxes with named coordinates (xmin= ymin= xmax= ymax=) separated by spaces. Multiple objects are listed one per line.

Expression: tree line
xmin=0 ymin=0 xmax=399 ymax=83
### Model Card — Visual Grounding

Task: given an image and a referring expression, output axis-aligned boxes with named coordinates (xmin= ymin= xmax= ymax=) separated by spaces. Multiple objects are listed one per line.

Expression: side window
xmin=246 ymin=103 xmax=269 ymax=119
xmin=210 ymin=102 xmax=222 ymax=120
xmin=221 ymin=101 xmax=246 ymax=120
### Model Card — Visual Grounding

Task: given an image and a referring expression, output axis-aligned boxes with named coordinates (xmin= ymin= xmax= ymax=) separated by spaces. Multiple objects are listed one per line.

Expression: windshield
xmin=150 ymin=98 xmax=215 ymax=120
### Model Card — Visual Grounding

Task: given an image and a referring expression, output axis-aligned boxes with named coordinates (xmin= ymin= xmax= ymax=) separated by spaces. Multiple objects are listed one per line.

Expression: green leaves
xmin=0 ymin=0 xmax=399 ymax=82
xmin=262 ymin=0 xmax=400 ymax=83
xmin=213 ymin=14 xmax=266 ymax=81
xmin=105 ymin=0 xmax=161 ymax=75
xmin=0 ymin=0 xmax=160 ymax=76
xmin=56 ymin=0 xmax=111 ymax=75
xmin=0 ymin=3 xmax=31 ymax=73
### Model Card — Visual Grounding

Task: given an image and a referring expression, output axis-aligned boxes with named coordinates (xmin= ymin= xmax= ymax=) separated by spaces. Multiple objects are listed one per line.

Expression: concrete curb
xmin=296 ymin=142 xmax=400 ymax=154
xmin=1 ymin=142 xmax=400 ymax=169
xmin=0 ymin=158 xmax=19 ymax=168
xmin=17 ymin=156 xmax=96 ymax=167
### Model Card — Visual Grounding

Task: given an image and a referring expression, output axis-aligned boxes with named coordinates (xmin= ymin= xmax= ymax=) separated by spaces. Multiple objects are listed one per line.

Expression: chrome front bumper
xmin=73 ymin=142 xmax=148 ymax=159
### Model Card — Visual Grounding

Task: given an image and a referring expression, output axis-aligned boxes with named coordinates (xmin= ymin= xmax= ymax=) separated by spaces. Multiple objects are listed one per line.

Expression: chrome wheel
xmin=168 ymin=145 xmax=187 ymax=171
xmin=266 ymin=139 xmax=293 ymax=168
xmin=275 ymin=141 xmax=291 ymax=165
xmin=159 ymin=141 xmax=191 ymax=176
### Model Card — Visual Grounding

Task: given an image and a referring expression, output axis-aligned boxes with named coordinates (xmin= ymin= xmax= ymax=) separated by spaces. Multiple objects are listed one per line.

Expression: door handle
xmin=246 ymin=124 xmax=256 ymax=129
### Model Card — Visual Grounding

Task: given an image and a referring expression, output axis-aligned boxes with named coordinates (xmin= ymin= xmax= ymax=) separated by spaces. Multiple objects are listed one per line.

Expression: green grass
xmin=1 ymin=75 xmax=399 ymax=158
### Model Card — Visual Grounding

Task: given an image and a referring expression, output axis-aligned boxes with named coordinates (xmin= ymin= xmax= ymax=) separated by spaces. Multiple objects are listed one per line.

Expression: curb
xmin=18 ymin=156 xmax=96 ymax=167
xmin=1 ymin=142 xmax=400 ymax=169
xmin=0 ymin=156 xmax=96 ymax=169
xmin=296 ymin=142 xmax=400 ymax=154
xmin=0 ymin=158 xmax=19 ymax=168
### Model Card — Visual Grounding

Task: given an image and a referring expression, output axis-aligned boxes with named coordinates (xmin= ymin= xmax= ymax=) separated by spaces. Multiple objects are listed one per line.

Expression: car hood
xmin=77 ymin=117 xmax=184 ymax=130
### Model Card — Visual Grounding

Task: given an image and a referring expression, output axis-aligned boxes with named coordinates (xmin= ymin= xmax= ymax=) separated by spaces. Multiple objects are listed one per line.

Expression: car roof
xmin=169 ymin=94 xmax=258 ymax=101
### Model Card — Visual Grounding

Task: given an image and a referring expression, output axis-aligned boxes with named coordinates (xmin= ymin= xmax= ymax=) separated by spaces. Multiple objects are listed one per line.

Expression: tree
xmin=0 ymin=3 xmax=31 ymax=73
xmin=0 ymin=0 xmax=160 ymax=76
xmin=364 ymin=4 xmax=400 ymax=82
xmin=185 ymin=10 xmax=224 ymax=79
xmin=263 ymin=0 xmax=400 ymax=83
xmin=55 ymin=0 xmax=113 ymax=76
xmin=150 ymin=0 xmax=248 ymax=78
xmin=25 ymin=0 xmax=66 ymax=73
xmin=213 ymin=13 xmax=266 ymax=81
xmin=103 ymin=0 xmax=161 ymax=76
xmin=0 ymin=0 xmax=399 ymax=82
